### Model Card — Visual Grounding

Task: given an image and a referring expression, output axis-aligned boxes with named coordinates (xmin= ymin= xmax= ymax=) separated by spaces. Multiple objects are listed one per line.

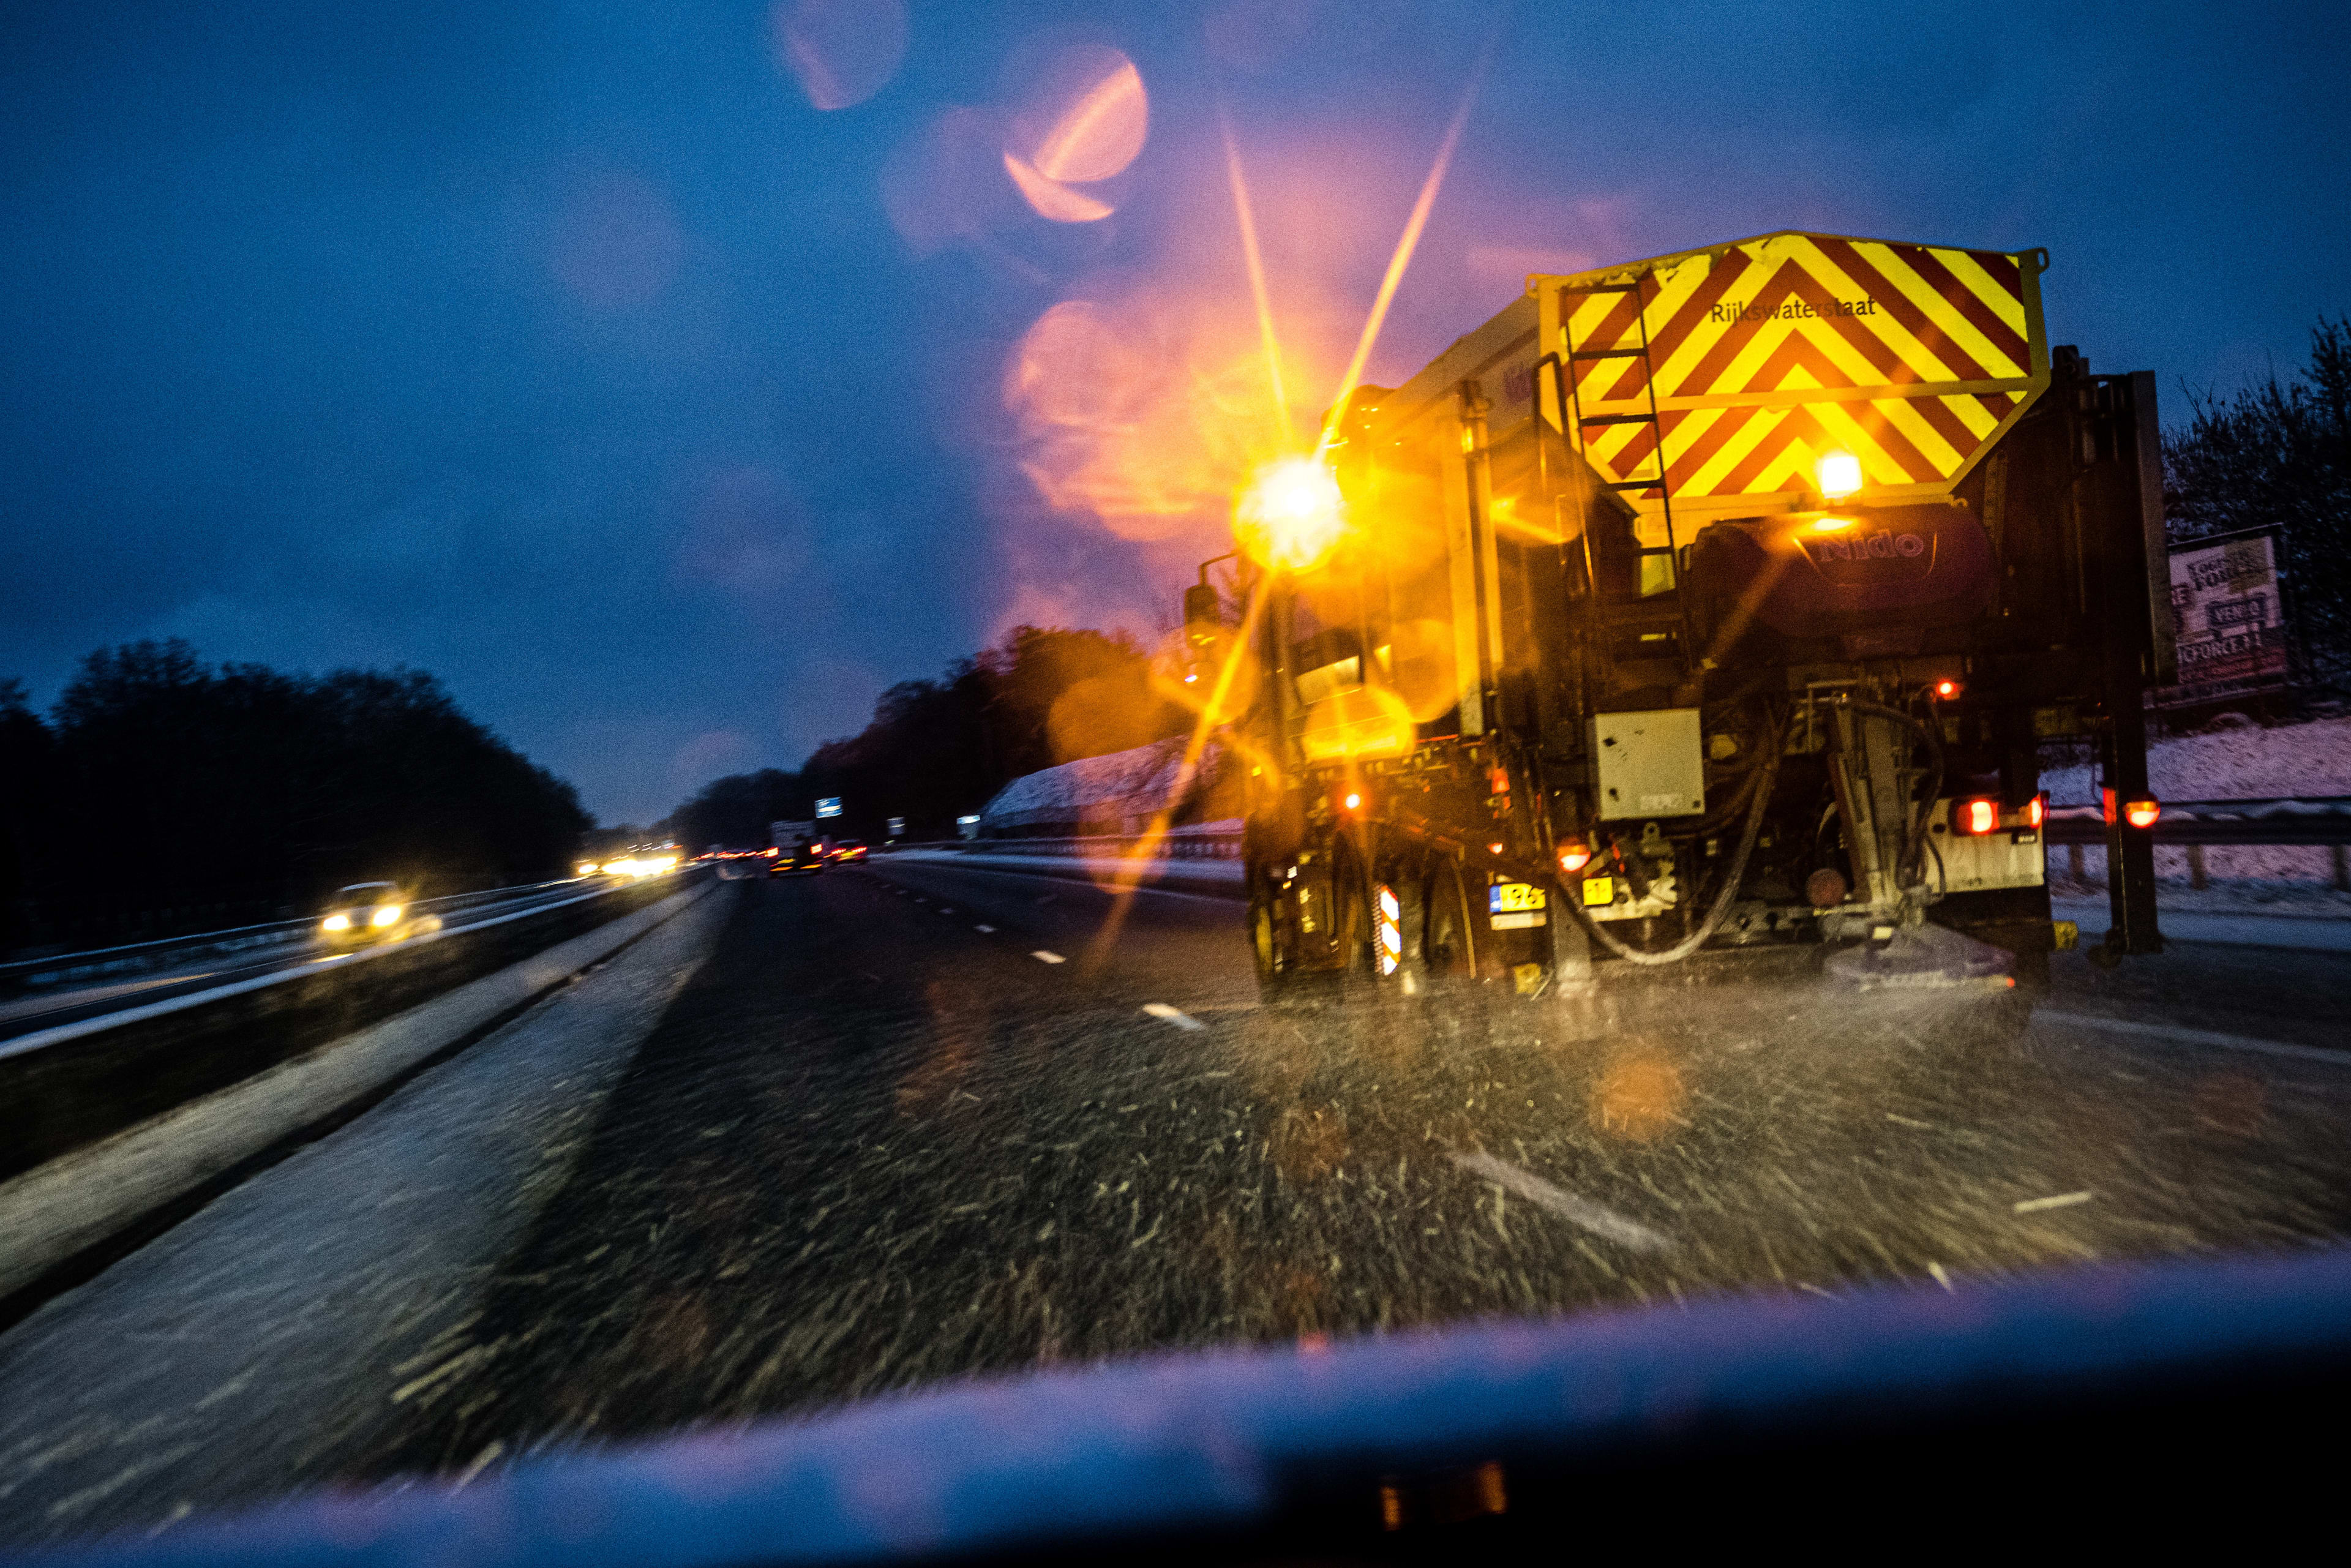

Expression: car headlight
xmin=372 ymin=906 xmax=402 ymax=928
xmin=322 ymin=913 xmax=350 ymax=932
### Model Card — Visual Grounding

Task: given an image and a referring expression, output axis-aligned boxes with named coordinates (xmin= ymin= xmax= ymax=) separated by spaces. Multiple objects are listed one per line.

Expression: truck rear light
xmin=1932 ymin=678 xmax=1961 ymax=700
xmin=2124 ymin=797 xmax=2161 ymax=830
xmin=1342 ymin=791 xmax=1362 ymax=812
xmin=2026 ymin=794 xmax=2045 ymax=828
xmin=1959 ymin=798 xmax=1999 ymax=835
xmin=1557 ymin=840 xmax=1591 ymax=874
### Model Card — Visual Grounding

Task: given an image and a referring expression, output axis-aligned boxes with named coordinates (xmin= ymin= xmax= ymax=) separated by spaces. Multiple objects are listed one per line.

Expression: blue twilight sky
xmin=4 ymin=1 xmax=2346 ymax=824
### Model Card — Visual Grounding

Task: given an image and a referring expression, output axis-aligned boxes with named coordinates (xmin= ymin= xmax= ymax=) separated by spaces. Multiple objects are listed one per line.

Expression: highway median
xmin=0 ymin=868 xmax=720 ymax=1316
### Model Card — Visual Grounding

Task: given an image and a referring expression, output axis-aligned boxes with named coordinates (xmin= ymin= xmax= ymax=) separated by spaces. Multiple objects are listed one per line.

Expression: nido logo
xmin=1802 ymin=529 xmax=1929 ymax=566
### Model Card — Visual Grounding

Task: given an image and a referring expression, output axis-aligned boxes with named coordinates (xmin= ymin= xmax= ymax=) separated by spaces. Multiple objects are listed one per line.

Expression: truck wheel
xmin=1248 ymin=871 xmax=1302 ymax=1005
xmin=1422 ymin=863 xmax=1477 ymax=979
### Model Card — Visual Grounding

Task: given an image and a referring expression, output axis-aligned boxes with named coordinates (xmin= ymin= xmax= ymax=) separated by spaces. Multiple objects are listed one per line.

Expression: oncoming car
xmin=318 ymin=882 xmax=419 ymax=947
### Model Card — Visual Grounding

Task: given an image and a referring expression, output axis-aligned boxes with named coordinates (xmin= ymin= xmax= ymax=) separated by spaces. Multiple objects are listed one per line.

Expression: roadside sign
xmin=887 ymin=817 xmax=905 ymax=837
xmin=816 ymin=797 xmax=842 ymax=819
xmin=2153 ymin=530 xmax=2292 ymax=707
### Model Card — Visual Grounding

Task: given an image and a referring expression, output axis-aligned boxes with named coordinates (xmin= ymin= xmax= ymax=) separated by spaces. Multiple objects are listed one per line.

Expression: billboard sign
xmin=2154 ymin=531 xmax=2292 ymax=707
xmin=816 ymin=797 xmax=842 ymax=819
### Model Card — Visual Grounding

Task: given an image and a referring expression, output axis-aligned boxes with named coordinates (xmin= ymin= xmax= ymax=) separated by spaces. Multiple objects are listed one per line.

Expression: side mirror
xmin=1182 ymin=583 xmax=1222 ymax=647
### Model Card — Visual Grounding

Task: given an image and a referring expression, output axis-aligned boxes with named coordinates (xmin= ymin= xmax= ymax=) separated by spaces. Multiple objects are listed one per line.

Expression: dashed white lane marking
xmin=2013 ymin=1190 xmax=2094 ymax=1215
xmin=974 ymin=925 xmax=996 ymax=934
xmin=2038 ymin=1010 xmax=2351 ymax=1068
xmin=1449 ymin=1151 xmax=1671 ymax=1255
xmin=939 ymin=907 xmax=954 ymax=915
xmin=1032 ymin=950 xmax=1066 ymax=964
xmin=1141 ymin=1003 xmax=1204 ymax=1030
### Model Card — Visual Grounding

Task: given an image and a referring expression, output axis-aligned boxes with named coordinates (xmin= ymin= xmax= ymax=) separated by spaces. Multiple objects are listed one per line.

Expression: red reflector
xmin=1960 ymin=798 xmax=1998 ymax=835
xmin=2101 ymin=787 xmax=2117 ymax=825
xmin=2124 ymin=798 xmax=2161 ymax=830
xmin=2027 ymin=795 xmax=2045 ymax=829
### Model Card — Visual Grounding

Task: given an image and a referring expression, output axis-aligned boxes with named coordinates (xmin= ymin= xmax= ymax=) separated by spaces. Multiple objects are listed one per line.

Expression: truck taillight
xmin=1959 ymin=798 xmax=1999 ymax=835
xmin=2124 ymin=797 xmax=2161 ymax=830
xmin=1557 ymin=839 xmax=1592 ymax=874
xmin=1932 ymin=678 xmax=1961 ymax=700
xmin=2027 ymin=794 xmax=2045 ymax=829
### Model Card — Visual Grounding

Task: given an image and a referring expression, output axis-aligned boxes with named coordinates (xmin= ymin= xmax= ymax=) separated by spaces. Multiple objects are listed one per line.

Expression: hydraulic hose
xmin=1567 ymin=710 xmax=1791 ymax=967
xmin=1835 ymin=699 xmax=1944 ymax=889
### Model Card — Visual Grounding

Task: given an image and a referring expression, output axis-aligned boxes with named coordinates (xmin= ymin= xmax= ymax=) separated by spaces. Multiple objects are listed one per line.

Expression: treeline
xmin=2165 ymin=313 xmax=2351 ymax=684
xmin=0 ymin=640 xmax=590 ymax=952
xmin=670 ymin=625 xmax=1186 ymax=849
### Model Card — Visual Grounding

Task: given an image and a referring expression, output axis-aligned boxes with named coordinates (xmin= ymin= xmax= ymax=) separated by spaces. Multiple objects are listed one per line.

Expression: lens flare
xmin=1234 ymin=456 xmax=1345 ymax=571
xmin=1220 ymin=110 xmax=1291 ymax=438
xmin=1001 ymin=153 xmax=1114 ymax=223
xmin=1318 ymin=53 xmax=1490 ymax=452
xmin=1003 ymin=46 xmax=1148 ymax=223
xmin=772 ymin=0 xmax=907 ymax=111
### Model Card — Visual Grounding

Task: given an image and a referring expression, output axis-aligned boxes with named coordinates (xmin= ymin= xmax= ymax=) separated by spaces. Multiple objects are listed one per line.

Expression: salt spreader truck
xmin=1184 ymin=231 xmax=2173 ymax=997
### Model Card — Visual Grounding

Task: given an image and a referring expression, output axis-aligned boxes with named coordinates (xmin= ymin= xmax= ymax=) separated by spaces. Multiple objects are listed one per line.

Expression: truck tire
xmin=1248 ymin=862 xmax=1311 ymax=1005
xmin=1422 ymin=862 xmax=1477 ymax=980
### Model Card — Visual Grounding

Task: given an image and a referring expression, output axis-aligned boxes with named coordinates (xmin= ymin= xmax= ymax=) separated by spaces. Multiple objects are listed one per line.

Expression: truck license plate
xmin=1489 ymin=882 xmax=1547 ymax=913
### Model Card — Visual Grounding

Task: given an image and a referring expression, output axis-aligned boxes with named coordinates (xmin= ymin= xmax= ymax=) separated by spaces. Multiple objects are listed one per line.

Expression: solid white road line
xmin=2013 ymin=1191 xmax=2094 ymax=1214
xmin=2038 ymin=1010 xmax=2351 ymax=1068
xmin=1449 ymin=1151 xmax=1672 ymax=1254
xmin=1032 ymin=951 xmax=1066 ymax=965
xmin=1141 ymin=1003 xmax=1204 ymax=1031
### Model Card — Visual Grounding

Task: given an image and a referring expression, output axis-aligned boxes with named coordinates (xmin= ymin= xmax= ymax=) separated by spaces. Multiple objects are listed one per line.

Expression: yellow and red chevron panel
xmin=1546 ymin=231 xmax=2046 ymax=509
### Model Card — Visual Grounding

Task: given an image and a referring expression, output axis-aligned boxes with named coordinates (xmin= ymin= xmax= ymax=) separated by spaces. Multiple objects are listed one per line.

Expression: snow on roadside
xmin=2041 ymin=715 xmax=2351 ymax=906
xmin=2040 ymin=715 xmax=2351 ymax=805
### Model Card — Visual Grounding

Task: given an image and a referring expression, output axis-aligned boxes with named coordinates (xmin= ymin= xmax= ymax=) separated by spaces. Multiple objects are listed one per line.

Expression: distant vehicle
xmin=318 ymin=882 xmax=417 ymax=947
xmin=831 ymin=839 xmax=868 ymax=863
xmin=768 ymin=819 xmax=830 ymax=876
xmin=769 ymin=842 xmax=827 ymax=877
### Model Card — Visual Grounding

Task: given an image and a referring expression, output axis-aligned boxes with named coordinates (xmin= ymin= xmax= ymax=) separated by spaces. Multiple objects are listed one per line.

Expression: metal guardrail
xmin=956 ymin=825 xmax=1245 ymax=861
xmin=961 ymin=803 xmax=2351 ymax=857
xmin=2043 ymin=797 xmax=2351 ymax=846
xmin=0 ymin=877 xmax=597 ymax=991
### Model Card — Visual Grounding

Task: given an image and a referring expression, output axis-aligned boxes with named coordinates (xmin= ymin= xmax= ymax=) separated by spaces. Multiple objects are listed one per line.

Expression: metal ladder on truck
xmin=1540 ymin=272 xmax=1695 ymax=687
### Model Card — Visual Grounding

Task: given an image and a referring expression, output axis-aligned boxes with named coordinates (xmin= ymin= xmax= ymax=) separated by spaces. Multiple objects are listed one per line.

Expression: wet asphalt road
xmin=353 ymin=866 xmax=2351 ymax=1465
xmin=5 ymin=863 xmax=2351 ymax=1542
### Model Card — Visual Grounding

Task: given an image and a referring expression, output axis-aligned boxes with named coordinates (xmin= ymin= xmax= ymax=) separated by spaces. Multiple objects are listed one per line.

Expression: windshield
xmin=2 ymin=4 xmax=2345 ymax=1561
